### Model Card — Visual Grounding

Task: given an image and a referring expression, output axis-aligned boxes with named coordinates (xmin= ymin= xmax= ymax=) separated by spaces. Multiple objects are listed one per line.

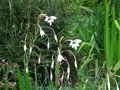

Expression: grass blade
xmin=104 ymin=0 xmax=111 ymax=69
xmin=17 ymin=69 xmax=24 ymax=90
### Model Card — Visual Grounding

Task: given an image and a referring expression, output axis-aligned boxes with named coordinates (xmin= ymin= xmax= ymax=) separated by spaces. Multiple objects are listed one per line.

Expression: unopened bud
xmin=24 ymin=44 xmax=27 ymax=52
xmin=38 ymin=57 xmax=41 ymax=64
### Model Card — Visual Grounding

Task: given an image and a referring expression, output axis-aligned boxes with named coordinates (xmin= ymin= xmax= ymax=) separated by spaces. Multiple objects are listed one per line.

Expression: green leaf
xmin=78 ymin=57 xmax=93 ymax=72
xmin=113 ymin=60 xmax=120 ymax=73
xmin=115 ymin=20 xmax=120 ymax=31
xmin=17 ymin=69 xmax=24 ymax=90
xmin=77 ymin=42 xmax=89 ymax=53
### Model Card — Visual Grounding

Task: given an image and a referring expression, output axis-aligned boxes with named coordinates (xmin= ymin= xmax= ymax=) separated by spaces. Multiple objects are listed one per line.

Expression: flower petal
xmin=51 ymin=16 xmax=57 ymax=20
xmin=44 ymin=16 xmax=57 ymax=26
xmin=40 ymin=29 xmax=46 ymax=37
xmin=57 ymin=54 xmax=64 ymax=62
xmin=69 ymin=39 xmax=82 ymax=50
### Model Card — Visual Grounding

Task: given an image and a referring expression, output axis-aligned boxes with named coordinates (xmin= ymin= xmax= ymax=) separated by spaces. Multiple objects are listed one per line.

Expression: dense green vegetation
xmin=0 ymin=0 xmax=120 ymax=90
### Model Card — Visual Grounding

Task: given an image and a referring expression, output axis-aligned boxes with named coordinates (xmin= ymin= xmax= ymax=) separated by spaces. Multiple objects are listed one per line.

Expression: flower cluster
xmin=39 ymin=15 xmax=57 ymax=38
xmin=57 ymin=39 xmax=82 ymax=63
xmin=37 ymin=14 xmax=82 ymax=83
xmin=36 ymin=14 xmax=58 ymax=51
xmin=57 ymin=47 xmax=65 ymax=62
xmin=0 ymin=59 xmax=9 ymax=68
xmin=23 ymin=13 xmax=82 ymax=89
xmin=50 ymin=37 xmax=82 ymax=89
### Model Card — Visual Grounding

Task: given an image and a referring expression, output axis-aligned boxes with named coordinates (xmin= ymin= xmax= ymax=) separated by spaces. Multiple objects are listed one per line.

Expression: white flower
xmin=29 ymin=46 xmax=32 ymax=54
xmin=67 ymin=66 xmax=70 ymax=80
xmin=74 ymin=60 xmax=77 ymax=68
xmin=69 ymin=39 xmax=82 ymax=50
xmin=50 ymin=72 xmax=53 ymax=80
xmin=26 ymin=66 xmax=28 ymax=73
xmin=24 ymin=44 xmax=27 ymax=52
xmin=40 ymin=28 xmax=46 ymax=37
xmin=51 ymin=61 xmax=54 ymax=69
xmin=47 ymin=42 xmax=50 ymax=49
xmin=54 ymin=34 xmax=58 ymax=42
xmin=57 ymin=48 xmax=65 ymax=62
xmin=57 ymin=54 xmax=65 ymax=62
xmin=38 ymin=57 xmax=41 ymax=64
xmin=45 ymin=16 xmax=57 ymax=26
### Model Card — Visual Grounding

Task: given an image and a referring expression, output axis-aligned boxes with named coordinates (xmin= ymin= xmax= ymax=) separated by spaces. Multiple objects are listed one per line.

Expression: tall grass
xmin=116 ymin=0 xmax=120 ymax=79
xmin=104 ymin=0 xmax=120 ymax=73
xmin=104 ymin=0 xmax=111 ymax=69
xmin=17 ymin=69 xmax=24 ymax=90
xmin=0 ymin=0 xmax=120 ymax=89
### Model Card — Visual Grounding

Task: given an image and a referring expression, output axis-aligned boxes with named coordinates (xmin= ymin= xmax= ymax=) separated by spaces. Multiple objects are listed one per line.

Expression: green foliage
xmin=17 ymin=69 xmax=24 ymax=90
xmin=0 ymin=0 xmax=120 ymax=90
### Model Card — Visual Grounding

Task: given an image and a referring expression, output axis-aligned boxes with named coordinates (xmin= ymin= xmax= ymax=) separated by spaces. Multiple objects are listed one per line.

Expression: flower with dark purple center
xmin=69 ymin=39 xmax=82 ymax=50
xmin=45 ymin=16 xmax=57 ymax=26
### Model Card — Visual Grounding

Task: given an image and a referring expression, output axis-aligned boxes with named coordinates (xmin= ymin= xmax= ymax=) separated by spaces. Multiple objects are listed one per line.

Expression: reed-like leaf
xmin=115 ymin=20 xmax=120 ymax=31
xmin=5 ymin=79 xmax=8 ymax=90
xmin=104 ymin=0 xmax=111 ymax=69
xmin=110 ymin=4 xmax=117 ymax=64
xmin=17 ymin=69 xmax=24 ymax=90
xmin=95 ymin=59 xmax=99 ymax=77
xmin=34 ymin=64 xmax=38 ymax=90
xmin=25 ymin=72 xmax=31 ymax=90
